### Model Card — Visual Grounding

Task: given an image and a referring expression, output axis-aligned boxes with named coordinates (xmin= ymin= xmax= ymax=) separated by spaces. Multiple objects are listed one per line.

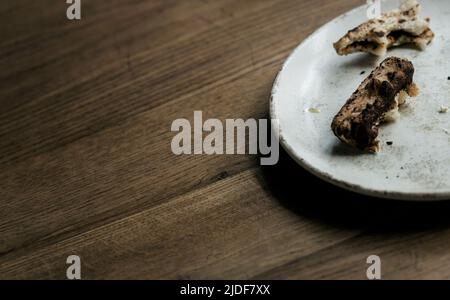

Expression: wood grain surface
xmin=2 ymin=0 xmax=450 ymax=280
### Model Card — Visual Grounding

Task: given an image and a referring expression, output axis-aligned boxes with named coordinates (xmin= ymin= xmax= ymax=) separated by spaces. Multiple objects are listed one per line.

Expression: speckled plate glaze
xmin=270 ymin=0 xmax=450 ymax=201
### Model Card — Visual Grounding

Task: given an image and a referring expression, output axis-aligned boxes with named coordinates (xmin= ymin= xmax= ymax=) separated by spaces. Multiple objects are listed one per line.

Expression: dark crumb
xmin=360 ymin=71 xmax=366 ymax=75
xmin=386 ymin=141 xmax=393 ymax=146
xmin=400 ymin=167 xmax=404 ymax=170
xmin=448 ymin=76 xmax=450 ymax=80
xmin=396 ymin=175 xmax=400 ymax=178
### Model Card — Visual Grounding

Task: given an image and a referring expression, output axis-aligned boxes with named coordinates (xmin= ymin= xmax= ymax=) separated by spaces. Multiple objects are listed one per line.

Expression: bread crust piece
xmin=334 ymin=0 xmax=434 ymax=56
xmin=331 ymin=57 xmax=416 ymax=152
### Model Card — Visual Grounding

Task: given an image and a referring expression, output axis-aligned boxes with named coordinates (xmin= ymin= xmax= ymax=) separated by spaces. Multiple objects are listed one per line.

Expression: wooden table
xmin=2 ymin=0 xmax=450 ymax=280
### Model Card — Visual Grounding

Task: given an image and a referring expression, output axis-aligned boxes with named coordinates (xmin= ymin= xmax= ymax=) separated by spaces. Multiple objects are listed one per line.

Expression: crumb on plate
xmin=307 ymin=108 xmax=321 ymax=113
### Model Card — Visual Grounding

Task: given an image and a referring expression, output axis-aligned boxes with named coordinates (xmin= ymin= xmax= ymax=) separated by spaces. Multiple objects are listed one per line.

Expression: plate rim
xmin=269 ymin=1 xmax=450 ymax=201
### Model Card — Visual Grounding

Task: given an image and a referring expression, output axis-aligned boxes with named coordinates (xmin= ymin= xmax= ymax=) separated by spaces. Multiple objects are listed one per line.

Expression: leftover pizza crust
xmin=334 ymin=0 xmax=434 ymax=56
xmin=331 ymin=57 xmax=418 ymax=152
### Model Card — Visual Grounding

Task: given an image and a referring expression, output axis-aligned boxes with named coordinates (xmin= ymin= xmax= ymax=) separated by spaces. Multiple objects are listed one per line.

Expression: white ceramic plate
xmin=270 ymin=0 xmax=450 ymax=201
